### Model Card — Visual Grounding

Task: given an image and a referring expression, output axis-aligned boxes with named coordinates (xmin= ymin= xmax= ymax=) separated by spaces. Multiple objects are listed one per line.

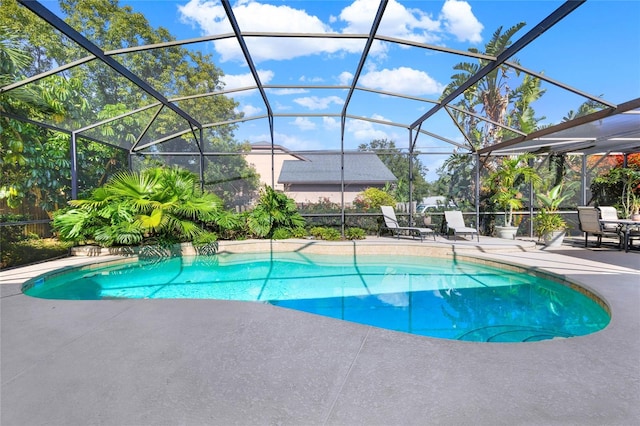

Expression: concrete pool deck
xmin=1 ymin=236 xmax=639 ymax=425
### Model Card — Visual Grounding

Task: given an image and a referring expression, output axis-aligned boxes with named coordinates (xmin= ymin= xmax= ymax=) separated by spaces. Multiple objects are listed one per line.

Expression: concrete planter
xmin=495 ymin=226 xmax=518 ymax=240
xmin=543 ymin=231 xmax=566 ymax=247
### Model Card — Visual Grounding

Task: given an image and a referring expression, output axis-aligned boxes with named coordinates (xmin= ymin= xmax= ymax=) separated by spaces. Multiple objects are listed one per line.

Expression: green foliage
xmin=442 ymin=23 xmax=542 ymax=147
xmin=345 ymin=227 xmax=366 ymax=240
xmin=53 ymin=166 xmax=225 ymax=246
xmin=436 ymin=154 xmax=476 ymax=210
xmin=310 ymin=226 xmax=341 ymax=241
xmin=271 ymin=228 xmax=292 ymax=240
xmin=291 ymin=227 xmax=308 ymax=238
xmin=536 ymin=184 xmax=569 ymax=213
xmin=358 ymin=139 xmax=430 ymax=202
xmin=246 ymin=185 xmax=305 ymax=238
xmin=297 ymin=197 xmax=341 ymax=214
xmin=533 ymin=184 xmax=568 ymax=236
xmin=1 ymin=0 xmax=253 ymax=213
xmin=533 ymin=210 xmax=566 ymax=236
xmin=354 ymin=187 xmax=396 ymax=211
xmin=487 ymin=154 xmax=541 ymax=227
xmin=1 ymin=238 xmax=74 ymax=269
xmin=0 ymin=22 xmax=129 ymax=211
xmin=591 ymin=166 xmax=640 ymax=218
xmin=0 ymin=213 xmax=28 ymax=244
xmin=203 ymin=142 xmax=260 ymax=209
xmin=192 ymin=231 xmax=219 ymax=255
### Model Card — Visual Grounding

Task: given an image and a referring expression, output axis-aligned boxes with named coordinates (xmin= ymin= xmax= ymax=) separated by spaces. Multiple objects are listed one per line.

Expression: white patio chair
xmin=444 ymin=210 xmax=479 ymax=242
xmin=380 ymin=206 xmax=435 ymax=242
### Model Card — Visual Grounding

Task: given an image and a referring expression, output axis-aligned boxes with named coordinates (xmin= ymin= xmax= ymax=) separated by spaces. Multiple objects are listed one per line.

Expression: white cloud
xmin=294 ymin=95 xmax=343 ymax=110
xmin=299 ymin=76 xmax=325 ymax=83
xmin=345 ymin=117 xmax=390 ymax=141
xmin=179 ymin=0 xmax=361 ymax=62
xmin=274 ymin=101 xmax=292 ymax=111
xmin=179 ymin=0 xmax=484 ymax=64
xmin=359 ymin=67 xmax=444 ymax=96
xmin=440 ymin=0 xmax=483 ymax=43
xmin=371 ymin=113 xmax=391 ymax=122
xmin=240 ymin=104 xmax=262 ymax=117
xmin=268 ymin=88 xmax=309 ymax=95
xmin=253 ymin=131 xmax=322 ymax=151
xmin=339 ymin=0 xmax=441 ymax=50
xmin=221 ymin=69 xmax=274 ymax=90
xmin=338 ymin=71 xmax=353 ymax=86
xmin=291 ymin=117 xmax=316 ymax=131
xmin=323 ymin=117 xmax=341 ymax=130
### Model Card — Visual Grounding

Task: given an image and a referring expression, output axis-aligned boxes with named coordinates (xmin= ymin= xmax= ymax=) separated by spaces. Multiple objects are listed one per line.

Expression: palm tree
xmin=54 ymin=166 xmax=225 ymax=246
xmin=442 ymin=23 xmax=546 ymax=149
xmin=487 ymin=153 xmax=541 ymax=227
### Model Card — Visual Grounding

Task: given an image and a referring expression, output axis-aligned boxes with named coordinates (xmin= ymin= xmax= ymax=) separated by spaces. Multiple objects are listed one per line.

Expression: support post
xmin=581 ymin=155 xmax=588 ymax=205
xmin=199 ymin=127 xmax=205 ymax=192
xmin=475 ymin=153 xmax=480 ymax=233
xmin=70 ymin=132 xmax=78 ymax=200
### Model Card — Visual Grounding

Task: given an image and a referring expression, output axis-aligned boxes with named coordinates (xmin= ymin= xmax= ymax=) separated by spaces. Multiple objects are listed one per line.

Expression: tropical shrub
xmin=591 ymin=166 xmax=640 ymax=218
xmin=1 ymin=238 xmax=74 ymax=269
xmin=533 ymin=184 xmax=568 ymax=237
xmin=290 ymin=227 xmax=308 ymax=238
xmin=353 ymin=187 xmax=396 ymax=211
xmin=345 ymin=227 xmax=366 ymax=240
xmin=53 ymin=166 xmax=225 ymax=247
xmin=297 ymin=197 xmax=341 ymax=214
xmin=246 ymin=185 xmax=305 ymax=238
xmin=486 ymin=154 xmax=541 ymax=227
xmin=271 ymin=228 xmax=291 ymax=240
xmin=0 ymin=213 xmax=29 ymax=245
xmin=310 ymin=226 xmax=341 ymax=241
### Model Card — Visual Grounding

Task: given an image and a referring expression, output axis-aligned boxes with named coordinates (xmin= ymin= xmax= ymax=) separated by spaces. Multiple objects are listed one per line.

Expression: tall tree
xmin=1 ymin=0 xmax=258 ymax=209
xmin=442 ymin=23 xmax=546 ymax=149
xmin=358 ymin=138 xmax=430 ymax=203
xmin=435 ymin=23 xmax=547 ymax=215
xmin=1 ymin=25 xmax=95 ymax=210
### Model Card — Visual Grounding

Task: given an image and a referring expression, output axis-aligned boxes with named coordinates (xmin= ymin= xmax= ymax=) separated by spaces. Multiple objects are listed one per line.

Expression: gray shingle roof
xmin=278 ymin=153 xmax=397 ymax=184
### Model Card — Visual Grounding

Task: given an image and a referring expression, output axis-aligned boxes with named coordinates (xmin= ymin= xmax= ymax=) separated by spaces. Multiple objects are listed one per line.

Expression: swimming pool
xmin=23 ymin=252 xmax=610 ymax=342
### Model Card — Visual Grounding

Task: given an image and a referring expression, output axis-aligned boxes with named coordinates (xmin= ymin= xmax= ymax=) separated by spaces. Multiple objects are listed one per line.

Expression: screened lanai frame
xmin=2 ymin=0 xmax=640 ymax=232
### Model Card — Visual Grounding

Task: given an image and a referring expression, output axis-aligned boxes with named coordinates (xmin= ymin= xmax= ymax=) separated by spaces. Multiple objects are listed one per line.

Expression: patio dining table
xmin=600 ymin=219 xmax=640 ymax=252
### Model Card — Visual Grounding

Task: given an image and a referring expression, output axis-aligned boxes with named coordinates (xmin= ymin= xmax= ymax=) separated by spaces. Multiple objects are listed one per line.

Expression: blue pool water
xmin=23 ymin=252 xmax=610 ymax=342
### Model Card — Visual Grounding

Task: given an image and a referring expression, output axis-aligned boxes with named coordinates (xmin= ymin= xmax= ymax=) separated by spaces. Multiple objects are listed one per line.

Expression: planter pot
xmin=631 ymin=213 xmax=640 ymax=222
xmin=543 ymin=231 xmax=566 ymax=247
xmin=495 ymin=226 xmax=518 ymax=240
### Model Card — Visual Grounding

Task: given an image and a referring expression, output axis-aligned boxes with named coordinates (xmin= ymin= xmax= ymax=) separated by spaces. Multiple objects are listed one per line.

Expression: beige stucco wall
xmin=286 ymin=183 xmax=381 ymax=205
xmin=247 ymin=146 xmax=385 ymax=205
xmin=245 ymin=147 xmax=300 ymax=192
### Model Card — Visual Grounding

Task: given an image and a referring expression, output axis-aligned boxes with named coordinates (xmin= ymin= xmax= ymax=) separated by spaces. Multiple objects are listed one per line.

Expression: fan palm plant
xmin=54 ymin=166 xmax=224 ymax=247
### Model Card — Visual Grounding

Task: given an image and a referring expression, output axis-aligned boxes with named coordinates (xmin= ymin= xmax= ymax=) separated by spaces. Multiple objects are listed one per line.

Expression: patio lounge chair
xmin=577 ymin=206 xmax=620 ymax=248
xmin=444 ymin=210 xmax=479 ymax=242
xmin=381 ymin=206 xmax=435 ymax=241
xmin=598 ymin=205 xmax=640 ymax=251
xmin=598 ymin=206 xmax=621 ymax=232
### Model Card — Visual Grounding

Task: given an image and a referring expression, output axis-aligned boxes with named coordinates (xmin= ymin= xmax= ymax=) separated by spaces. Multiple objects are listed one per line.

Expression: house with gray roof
xmin=277 ymin=152 xmax=397 ymax=205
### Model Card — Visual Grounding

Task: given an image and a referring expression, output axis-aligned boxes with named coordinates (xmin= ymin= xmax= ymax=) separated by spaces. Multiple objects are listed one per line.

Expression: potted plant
xmin=534 ymin=184 xmax=568 ymax=247
xmin=591 ymin=166 xmax=640 ymax=220
xmin=487 ymin=154 xmax=541 ymax=239
xmin=630 ymin=193 xmax=640 ymax=222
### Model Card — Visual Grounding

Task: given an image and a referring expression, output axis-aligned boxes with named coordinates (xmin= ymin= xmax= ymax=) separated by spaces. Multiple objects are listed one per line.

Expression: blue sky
xmin=43 ymin=0 xmax=640 ymax=178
